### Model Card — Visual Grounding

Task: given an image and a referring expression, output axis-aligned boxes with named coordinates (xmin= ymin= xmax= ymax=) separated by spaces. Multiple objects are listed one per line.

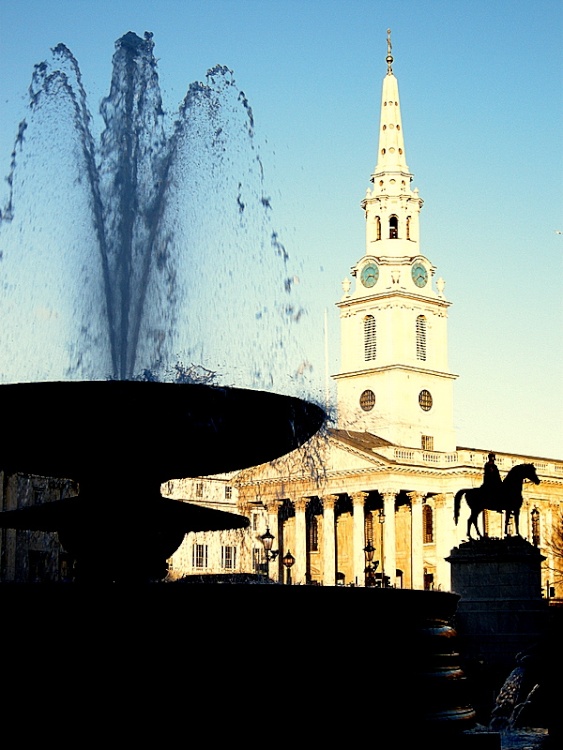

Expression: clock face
xmin=360 ymin=263 xmax=379 ymax=288
xmin=411 ymin=262 xmax=428 ymax=288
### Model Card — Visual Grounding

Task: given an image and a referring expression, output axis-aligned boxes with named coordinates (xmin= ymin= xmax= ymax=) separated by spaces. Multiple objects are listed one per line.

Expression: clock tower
xmin=334 ymin=30 xmax=458 ymax=453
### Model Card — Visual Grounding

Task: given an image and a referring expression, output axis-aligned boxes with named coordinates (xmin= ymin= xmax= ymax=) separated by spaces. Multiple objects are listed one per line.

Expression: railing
xmin=384 ymin=447 xmax=563 ymax=477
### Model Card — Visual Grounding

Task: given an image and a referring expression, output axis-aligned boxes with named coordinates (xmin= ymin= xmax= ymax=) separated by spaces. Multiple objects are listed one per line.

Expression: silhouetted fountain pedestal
xmin=0 ymin=380 xmax=325 ymax=582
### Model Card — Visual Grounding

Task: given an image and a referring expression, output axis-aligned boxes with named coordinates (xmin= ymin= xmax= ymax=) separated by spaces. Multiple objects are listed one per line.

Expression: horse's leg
xmin=468 ymin=509 xmax=481 ymax=540
xmin=475 ymin=510 xmax=483 ymax=538
xmin=514 ymin=509 xmax=520 ymax=536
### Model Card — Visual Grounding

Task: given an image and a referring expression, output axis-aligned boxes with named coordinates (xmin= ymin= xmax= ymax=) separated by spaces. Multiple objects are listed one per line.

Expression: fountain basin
xmin=0 ymin=380 xmax=326 ymax=481
xmin=0 ymin=380 xmax=325 ymax=581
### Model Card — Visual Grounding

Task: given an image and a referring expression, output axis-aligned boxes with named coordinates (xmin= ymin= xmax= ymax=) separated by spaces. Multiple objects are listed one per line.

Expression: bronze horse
xmin=454 ymin=463 xmax=540 ymax=539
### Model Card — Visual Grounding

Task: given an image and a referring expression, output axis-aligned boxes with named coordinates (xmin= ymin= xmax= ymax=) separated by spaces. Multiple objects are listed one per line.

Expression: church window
xmin=376 ymin=216 xmax=381 ymax=240
xmin=221 ymin=545 xmax=237 ymax=570
xmin=397 ymin=124 xmax=400 ymax=130
xmin=360 ymin=390 xmax=376 ymax=411
xmin=252 ymin=548 xmax=265 ymax=573
xmin=382 ymin=124 xmax=386 ymax=130
xmin=418 ymin=390 xmax=433 ymax=411
xmin=364 ymin=316 xmax=376 ymax=360
xmin=192 ymin=544 xmax=208 ymax=569
xmin=389 ymin=215 xmax=398 ymax=238
xmin=381 ymin=148 xmax=386 ymax=155
xmin=423 ymin=505 xmax=434 ymax=543
xmin=196 ymin=482 xmax=204 ymax=497
xmin=406 ymin=216 xmax=411 ymax=240
xmin=416 ymin=316 xmax=427 ymax=361
xmin=421 ymin=435 xmax=434 ymax=451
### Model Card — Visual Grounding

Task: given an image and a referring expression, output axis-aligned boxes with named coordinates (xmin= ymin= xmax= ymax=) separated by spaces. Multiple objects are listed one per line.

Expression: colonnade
xmin=258 ymin=490 xmax=457 ymax=589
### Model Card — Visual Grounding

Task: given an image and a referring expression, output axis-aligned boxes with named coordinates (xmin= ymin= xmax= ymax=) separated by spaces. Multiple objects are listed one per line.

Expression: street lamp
xmin=282 ymin=550 xmax=295 ymax=585
xmin=259 ymin=527 xmax=279 ymax=578
xmin=363 ymin=539 xmax=378 ymax=587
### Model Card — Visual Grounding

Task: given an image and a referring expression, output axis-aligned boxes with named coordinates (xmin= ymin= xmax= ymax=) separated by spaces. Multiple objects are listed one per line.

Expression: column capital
xmin=380 ymin=490 xmax=398 ymax=501
xmin=432 ymin=493 xmax=450 ymax=508
xmin=407 ymin=491 xmax=424 ymax=503
xmin=293 ymin=497 xmax=309 ymax=513
xmin=322 ymin=494 xmax=339 ymax=510
xmin=265 ymin=498 xmax=283 ymax=514
xmin=350 ymin=491 xmax=368 ymax=506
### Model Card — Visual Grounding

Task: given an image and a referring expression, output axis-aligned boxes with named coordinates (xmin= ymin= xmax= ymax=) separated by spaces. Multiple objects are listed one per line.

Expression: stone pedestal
xmin=447 ymin=536 xmax=549 ymax=724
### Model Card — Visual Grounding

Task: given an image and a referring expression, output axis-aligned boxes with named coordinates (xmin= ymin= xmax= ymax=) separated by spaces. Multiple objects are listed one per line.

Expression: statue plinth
xmin=447 ymin=536 xmax=548 ymax=724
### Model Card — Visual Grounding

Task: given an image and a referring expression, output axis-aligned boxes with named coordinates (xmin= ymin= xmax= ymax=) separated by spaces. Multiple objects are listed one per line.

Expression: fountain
xmin=0 ymin=33 xmax=483 ymax=745
xmin=0 ymin=32 xmax=325 ymax=582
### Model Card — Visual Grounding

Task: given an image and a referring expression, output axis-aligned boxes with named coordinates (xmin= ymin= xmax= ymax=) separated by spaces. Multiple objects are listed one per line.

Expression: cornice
xmin=333 ymin=363 xmax=459 ymax=380
xmin=336 ymin=289 xmax=452 ymax=309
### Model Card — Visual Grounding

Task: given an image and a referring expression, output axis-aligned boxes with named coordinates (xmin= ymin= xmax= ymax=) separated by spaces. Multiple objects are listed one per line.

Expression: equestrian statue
xmin=454 ymin=453 xmax=540 ymax=540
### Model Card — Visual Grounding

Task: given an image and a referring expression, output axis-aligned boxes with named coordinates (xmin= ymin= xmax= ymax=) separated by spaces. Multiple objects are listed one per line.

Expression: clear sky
xmin=0 ymin=0 xmax=562 ymax=459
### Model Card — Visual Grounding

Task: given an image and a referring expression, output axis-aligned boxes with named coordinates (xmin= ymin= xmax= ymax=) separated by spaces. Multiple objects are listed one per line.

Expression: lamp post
xmin=259 ymin=527 xmax=279 ymax=579
xmin=363 ymin=539 xmax=378 ymax=587
xmin=282 ymin=550 xmax=295 ymax=585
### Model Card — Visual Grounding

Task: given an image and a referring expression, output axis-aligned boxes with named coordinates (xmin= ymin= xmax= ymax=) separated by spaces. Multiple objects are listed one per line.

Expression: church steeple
xmin=335 ymin=30 xmax=458 ymax=453
xmin=361 ymin=28 xmax=422 ymax=259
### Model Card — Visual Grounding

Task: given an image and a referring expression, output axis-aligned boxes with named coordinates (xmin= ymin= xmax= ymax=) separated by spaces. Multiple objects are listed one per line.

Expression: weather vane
xmin=386 ymin=28 xmax=393 ymax=74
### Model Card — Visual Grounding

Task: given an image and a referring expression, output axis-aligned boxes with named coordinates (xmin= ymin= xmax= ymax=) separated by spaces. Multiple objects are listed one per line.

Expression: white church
xmin=166 ymin=32 xmax=563 ymax=594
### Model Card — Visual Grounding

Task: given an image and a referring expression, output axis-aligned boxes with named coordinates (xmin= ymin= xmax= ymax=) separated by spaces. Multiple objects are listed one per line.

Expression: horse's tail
xmin=454 ymin=490 xmax=466 ymax=525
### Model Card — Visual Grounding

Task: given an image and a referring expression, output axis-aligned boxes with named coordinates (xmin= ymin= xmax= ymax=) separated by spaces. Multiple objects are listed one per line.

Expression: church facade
xmin=1 ymin=34 xmax=561 ymax=591
xmin=167 ymin=33 xmax=563 ymax=595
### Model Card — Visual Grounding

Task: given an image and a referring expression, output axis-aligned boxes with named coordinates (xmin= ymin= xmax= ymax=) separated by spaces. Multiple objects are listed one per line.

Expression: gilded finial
xmin=386 ymin=28 xmax=393 ymax=74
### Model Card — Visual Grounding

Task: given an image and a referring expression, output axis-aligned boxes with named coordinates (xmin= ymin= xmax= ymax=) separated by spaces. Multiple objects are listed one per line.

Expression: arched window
xmin=364 ymin=315 xmax=376 ymax=360
xmin=376 ymin=216 xmax=381 ymax=240
xmin=423 ymin=505 xmax=434 ymax=543
xmin=406 ymin=216 xmax=411 ymax=240
xmin=389 ymin=215 xmax=399 ymax=239
xmin=416 ymin=315 xmax=427 ymax=361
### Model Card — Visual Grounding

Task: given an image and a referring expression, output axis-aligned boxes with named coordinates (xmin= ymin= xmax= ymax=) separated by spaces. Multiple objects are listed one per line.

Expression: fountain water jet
xmin=0 ymin=32 xmax=325 ymax=582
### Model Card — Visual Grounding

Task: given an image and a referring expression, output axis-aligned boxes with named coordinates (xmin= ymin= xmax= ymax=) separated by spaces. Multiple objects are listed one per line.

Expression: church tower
xmin=334 ymin=30 xmax=458 ymax=453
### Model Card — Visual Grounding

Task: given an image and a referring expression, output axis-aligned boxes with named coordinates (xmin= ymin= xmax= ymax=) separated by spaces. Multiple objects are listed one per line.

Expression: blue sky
xmin=0 ymin=0 xmax=562 ymax=459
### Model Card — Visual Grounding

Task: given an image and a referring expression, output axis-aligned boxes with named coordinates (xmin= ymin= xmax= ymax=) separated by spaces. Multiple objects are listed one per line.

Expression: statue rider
xmin=482 ymin=452 xmax=502 ymax=506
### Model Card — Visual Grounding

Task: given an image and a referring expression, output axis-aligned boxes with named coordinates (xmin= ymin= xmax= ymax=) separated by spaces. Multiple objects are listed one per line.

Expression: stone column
xmin=293 ymin=497 xmax=309 ymax=585
xmin=408 ymin=492 xmax=424 ymax=589
xmin=381 ymin=491 xmax=397 ymax=587
xmin=351 ymin=492 xmax=368 ymax=586
xmin=322 ymin=494 xmax=338 ymax=587
xmin=433 ymin=493 xmax=452 ymax=591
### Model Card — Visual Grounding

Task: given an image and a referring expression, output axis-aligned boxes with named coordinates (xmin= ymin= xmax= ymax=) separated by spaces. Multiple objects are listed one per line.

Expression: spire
xmin=373 ymin=28 xmax=410 ymax=177
xmin=361 ymin=30 xmax=423 ymax=258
